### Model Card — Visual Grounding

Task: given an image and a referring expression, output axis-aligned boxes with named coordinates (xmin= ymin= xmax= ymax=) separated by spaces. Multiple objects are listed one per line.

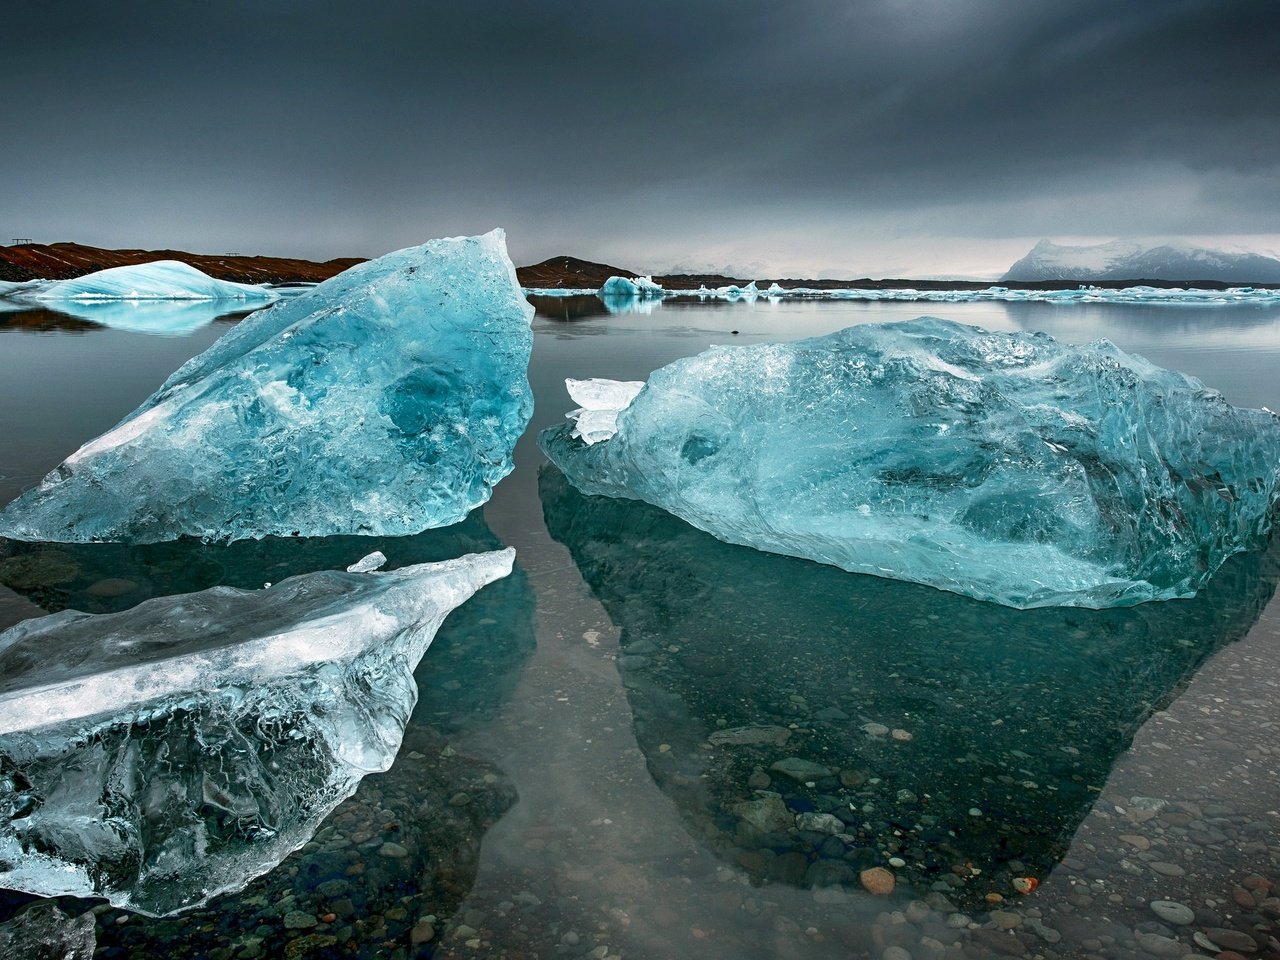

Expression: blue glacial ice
xmin=599 ymin=274 xmax=665 ymax=299
xmin=0 ymin=260 xmax=279 ymax=303
xmin=0 ymin=230 xmax=534 ymax=543
xmin=540 ymin=317 xmax=1280 ymax=609
xmin=0 ymin=547 xmax=513 ymax=914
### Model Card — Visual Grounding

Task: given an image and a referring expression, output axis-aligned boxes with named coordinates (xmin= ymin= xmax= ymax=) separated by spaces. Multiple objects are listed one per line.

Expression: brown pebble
xmin=860 ymin=866 xmax=895 ymax=896
xmin=320 ymin=914 xmax=336 ymax=924
xmin=1233 ymin=886 xmax=1257 ymax=908
xmin=1118 ymin=834 xmax=1151 ymax=850
xmin=86 ymin=578 xmax=140 ymax=597
xmin=1242 ymin=874 xmax=1271 ymax=893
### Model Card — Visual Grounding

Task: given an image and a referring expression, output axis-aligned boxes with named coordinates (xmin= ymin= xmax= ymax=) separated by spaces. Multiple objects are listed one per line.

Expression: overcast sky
xmin=4 ymin=0 xmax=1277 ymax=277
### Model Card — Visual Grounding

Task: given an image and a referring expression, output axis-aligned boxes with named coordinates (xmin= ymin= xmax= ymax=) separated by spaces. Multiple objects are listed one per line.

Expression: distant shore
xmin=3 ymin=242 xmax=1277 ymax=291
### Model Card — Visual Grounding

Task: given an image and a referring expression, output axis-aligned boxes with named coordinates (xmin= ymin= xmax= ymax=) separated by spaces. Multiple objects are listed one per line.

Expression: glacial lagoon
xmin=2 ymin=294 xmax=1279 ymax=958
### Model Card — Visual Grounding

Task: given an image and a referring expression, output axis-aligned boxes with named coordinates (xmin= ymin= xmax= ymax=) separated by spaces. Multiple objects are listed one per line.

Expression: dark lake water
xmin=1 ymin=295 xmax=1279 ymax=958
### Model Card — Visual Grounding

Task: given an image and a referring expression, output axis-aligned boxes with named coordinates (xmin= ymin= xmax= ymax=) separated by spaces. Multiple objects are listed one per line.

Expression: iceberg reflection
xmin=540 ymin=466 xmax=1279 ymax=906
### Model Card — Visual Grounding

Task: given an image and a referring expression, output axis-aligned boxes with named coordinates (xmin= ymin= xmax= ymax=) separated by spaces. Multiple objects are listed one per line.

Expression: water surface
xmin=1 ymin=297 xmax=1279 ymax=957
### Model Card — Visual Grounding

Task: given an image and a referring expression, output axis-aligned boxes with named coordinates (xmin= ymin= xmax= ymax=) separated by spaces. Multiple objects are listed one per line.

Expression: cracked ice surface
xmin=0 ymin=548 xmax=513 ymax=914
xmin=0 ymin=230 xmax=534 ymax=543
xmin=540 ymin=317 xmax=1280 ymax=609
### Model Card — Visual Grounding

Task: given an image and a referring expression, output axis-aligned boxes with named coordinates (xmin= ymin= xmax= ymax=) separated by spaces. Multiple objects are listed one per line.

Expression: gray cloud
xmin=3 ymin=0 xmax=1277 ymax=276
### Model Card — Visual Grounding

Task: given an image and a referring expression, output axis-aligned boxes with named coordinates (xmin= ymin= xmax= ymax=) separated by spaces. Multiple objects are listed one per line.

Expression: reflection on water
xmin=530 ymin=296 xmax=1280 ymax=411
xmin=0 ymin=302 xmax=254 ymax=337
xmin=0 ymin=510 xmax=536 ymax=955
xmin=541 ymin=466 xmax=1280 ymax=908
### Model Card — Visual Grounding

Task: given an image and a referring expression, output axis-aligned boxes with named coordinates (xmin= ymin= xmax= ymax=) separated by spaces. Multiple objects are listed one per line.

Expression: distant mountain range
xmin=5 ymin=240 xmax=1280 ymax=289
xmin=1002 ymin=239 xmax=1280 ymax=284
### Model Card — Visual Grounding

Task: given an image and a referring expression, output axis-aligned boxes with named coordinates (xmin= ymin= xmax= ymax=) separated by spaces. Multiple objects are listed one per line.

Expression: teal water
xmin=1 ymin=297 xmax=1278 ymax=957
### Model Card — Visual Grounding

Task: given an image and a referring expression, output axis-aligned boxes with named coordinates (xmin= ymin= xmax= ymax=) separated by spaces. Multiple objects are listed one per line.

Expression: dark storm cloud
xmin=3 ymin=0 xmax=1276 ymax=274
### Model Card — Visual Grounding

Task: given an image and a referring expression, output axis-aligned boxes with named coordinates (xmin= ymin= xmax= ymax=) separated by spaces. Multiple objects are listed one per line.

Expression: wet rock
xmin=769 ymin=757 xmax=831 ymax=782
xmin=1134 ymin=931 xmax=1185 ymax=957
xmin=282 ymin=911 xmax=317 ymax=930
xmin=1203 ymin=928 xmax=1260 ymax=953
xmin=968 ymin=927 xmax=1028 ymax=955
xmin=795 ymin=812 xmax=844 ymax=835
xmin=1148 ymin=900 xmax=1194 ymax=925
xmin=733 ymin=791 xmax=793 ymax=834
xmin=861 ymin=867 xmax=896 ymax=896
xmin=708 ymin=724 xmax=791 ymax=747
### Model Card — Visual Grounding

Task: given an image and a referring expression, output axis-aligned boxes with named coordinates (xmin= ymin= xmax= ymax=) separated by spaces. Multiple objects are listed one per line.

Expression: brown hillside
xmin=0 ymin=242 xmax=364 ymax=284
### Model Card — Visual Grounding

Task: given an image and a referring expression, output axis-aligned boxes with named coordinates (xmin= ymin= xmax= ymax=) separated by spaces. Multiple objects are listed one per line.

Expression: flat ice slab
xmin=541 ymin=317 xmax=1280 ymax=609
xmin=0 ymin=230 xmax=534 ymax=543
xmin=0 ymin=548 xmax=513 ymax=914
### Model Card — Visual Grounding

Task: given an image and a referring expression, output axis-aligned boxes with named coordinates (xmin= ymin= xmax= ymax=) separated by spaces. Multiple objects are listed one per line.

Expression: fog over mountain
xmin=1003 ymin=240 xmax=1280 ymax=284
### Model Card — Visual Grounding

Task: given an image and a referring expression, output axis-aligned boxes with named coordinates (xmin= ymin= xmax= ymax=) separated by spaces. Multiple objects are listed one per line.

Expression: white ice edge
xmin=565 ymin=377 xmax=645 ymax=445
xmin=0 ymin=548 xmax=515 ymax=734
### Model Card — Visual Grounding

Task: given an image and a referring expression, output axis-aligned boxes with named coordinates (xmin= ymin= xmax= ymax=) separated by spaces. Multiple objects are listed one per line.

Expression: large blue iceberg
xmin=0 ymin=230 xmax=534 ymax=543
xmin=0 ymin=260 xmax=278 ymax=303
xmin=0 ymin=548 xmax=513 ymax=914
xmin=540 ymin=317 xmax=1280 ymax=609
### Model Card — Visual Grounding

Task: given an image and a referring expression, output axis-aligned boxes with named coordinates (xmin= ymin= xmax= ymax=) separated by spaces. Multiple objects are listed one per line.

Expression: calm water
xmin=1 ymin=296 xmax=1279 ymax=958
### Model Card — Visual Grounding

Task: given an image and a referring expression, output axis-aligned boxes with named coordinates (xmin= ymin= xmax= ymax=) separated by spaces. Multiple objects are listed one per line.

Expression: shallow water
xmin=1 ymin=297 xmax=1279 ymax=958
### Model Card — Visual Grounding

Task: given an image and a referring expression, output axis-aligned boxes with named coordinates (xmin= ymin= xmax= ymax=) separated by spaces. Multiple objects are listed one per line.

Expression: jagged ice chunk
xmin=540 ymin=318 xmax=1280 ymax=609
xmin=0 ymin=548 xmax=514 ymax=914
xmin=0 ymin=230 xmax=534 ymax=543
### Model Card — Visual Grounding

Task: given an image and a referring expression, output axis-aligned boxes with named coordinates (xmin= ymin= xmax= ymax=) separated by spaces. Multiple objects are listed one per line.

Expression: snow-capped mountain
xmin=1002 ymin=240 xmax=1280 ymax=283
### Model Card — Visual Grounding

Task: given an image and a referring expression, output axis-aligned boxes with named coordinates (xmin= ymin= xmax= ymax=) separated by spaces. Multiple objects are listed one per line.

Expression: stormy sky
xmin=4 ymin=0 xmax=1277 ymax=277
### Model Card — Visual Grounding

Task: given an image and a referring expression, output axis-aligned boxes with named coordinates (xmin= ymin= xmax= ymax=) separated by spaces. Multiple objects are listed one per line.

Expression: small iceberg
xmin=0 ymin=230 xmax=534 ymax=543
xmin=541 ymin=317 xmax=1280 ymax=609
xmin=598 ymin=275 xmax=665 ymax=300
xmin=1 ymin=261 xmax=278 ymax=303
xmin=0 ymin=548 xmax=514 ymax=915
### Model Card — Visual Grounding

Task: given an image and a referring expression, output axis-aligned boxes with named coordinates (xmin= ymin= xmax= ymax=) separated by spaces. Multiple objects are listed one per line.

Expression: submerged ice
xmin=0 ymin=548 xmax=514 ymax=914
xmin=541 ymin=317 xmax=1280 ymax=609
xmin=0 ymin=230 xmax=534 ymax=543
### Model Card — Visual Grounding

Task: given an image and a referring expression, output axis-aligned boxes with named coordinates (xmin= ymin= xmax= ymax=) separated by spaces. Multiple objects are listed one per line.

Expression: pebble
xmin=1202 ymin=928 xmax=1260 ymax=952
xmin=882 ymin=947 xmax=912 ymax=960
xmin=86 ymin=577 xmax=140 ymax=597
xmin=1148 ymin=899 xmax=1194 ymax=925
xmin=281 ymin=911 xmax=316 ymax=930
xmin=861 ymin=722 xmax=890 ymax=737
xmin=1134 ymin=931 xmax=1185 ymax=957
xmin=1148 ymin=861 xmax=1185 ymax=876
xmin=769 ymin=757 xmax=831 ymax=781
xmin=378 ymin=842 xmax=409 ymax=858
xmin=860 ymin=866 xmax=896 ymax=895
